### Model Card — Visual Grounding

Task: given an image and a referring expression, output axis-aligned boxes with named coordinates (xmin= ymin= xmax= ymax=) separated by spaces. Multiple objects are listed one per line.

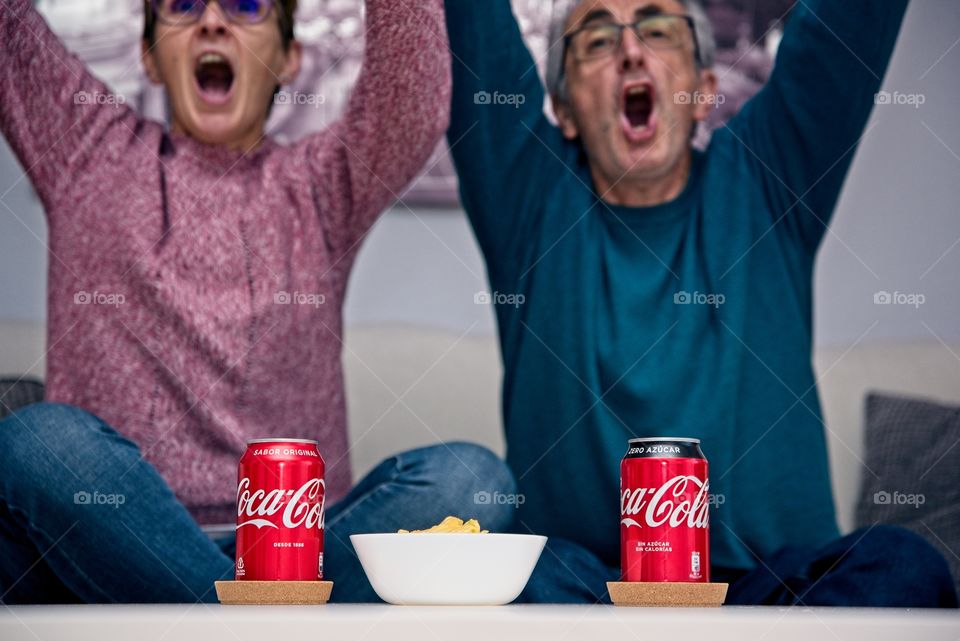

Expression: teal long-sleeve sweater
xmin=445 ymin=0 xmax=908 ymax=570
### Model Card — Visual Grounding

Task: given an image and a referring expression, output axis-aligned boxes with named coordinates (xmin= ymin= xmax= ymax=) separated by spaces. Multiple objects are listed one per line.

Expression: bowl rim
xmin=349 ymin=532 xmax=548 ymax=542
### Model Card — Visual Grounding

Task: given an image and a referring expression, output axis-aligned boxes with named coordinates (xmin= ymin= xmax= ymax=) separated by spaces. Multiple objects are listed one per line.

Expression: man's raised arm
xmin=724 ymin=0 xmax=909 ymax=249
xmin=445 ymin=0 xmax=559 ymax=268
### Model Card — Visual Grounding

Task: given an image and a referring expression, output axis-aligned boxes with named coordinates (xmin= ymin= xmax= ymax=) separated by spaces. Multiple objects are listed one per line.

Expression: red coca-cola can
xmin=235 ymin=438 xmax=325 ymax=581
xmin=620 ymin=437 xmax=709 ymax=582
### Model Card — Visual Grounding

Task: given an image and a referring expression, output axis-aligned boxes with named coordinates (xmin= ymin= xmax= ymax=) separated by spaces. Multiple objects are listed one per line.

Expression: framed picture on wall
xmin=268 ymin=0 xmax=796 ymax=207
xmin=39 ymin=0 xmax=797 ymax=208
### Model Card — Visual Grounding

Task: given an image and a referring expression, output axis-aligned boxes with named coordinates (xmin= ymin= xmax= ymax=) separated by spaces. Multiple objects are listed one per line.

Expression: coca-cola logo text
xmin=620 ymin=475 xmax=709 ymax=530
xmin=236 ymin=477 xmax=325 ymax=531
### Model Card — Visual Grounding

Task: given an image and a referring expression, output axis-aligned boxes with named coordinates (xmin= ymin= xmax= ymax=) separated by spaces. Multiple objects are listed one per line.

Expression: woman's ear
xmin=278 ymin=40 xmax=303 ymax=86
xmin=141 ymin=39 xmax=162 ymax=85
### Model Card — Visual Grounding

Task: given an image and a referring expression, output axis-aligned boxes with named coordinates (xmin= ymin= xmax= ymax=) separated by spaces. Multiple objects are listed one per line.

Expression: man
xmin=0 ymin=0 xmax=516 ymax=603
xmin=445 ymin=0 xmax=957 ymax=606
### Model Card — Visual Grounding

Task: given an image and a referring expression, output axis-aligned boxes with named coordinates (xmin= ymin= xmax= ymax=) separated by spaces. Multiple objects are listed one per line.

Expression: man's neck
xmin=593 ymin=152 xmax=692 ymax=208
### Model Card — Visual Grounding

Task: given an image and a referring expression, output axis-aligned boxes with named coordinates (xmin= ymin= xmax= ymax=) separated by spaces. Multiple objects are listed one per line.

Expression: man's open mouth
xmin=194 ymin=52 xmax=235 ymax=106
xmin=622 ymin=83 xmax=656 ymax=142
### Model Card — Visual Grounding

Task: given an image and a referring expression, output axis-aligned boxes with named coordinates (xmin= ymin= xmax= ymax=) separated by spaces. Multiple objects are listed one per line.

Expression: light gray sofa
xmin=2 ymin=320 xmax=959 ymax=534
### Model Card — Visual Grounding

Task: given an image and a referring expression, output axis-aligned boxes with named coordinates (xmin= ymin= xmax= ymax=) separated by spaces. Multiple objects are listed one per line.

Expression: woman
xmin=0 ymin=0 xmax=515 ymax=603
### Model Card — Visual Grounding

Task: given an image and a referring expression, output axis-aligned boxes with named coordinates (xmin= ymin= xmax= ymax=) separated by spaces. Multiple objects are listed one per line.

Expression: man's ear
xmin=551 ymin=94 xmax=580 ymax=141
xmin=278 ymin=40 xmax=303 ymax=85
xmin=141 ymin=39 xmax=162 ymax=85
xmin=692 ymin=67 xmax=718 ymax=123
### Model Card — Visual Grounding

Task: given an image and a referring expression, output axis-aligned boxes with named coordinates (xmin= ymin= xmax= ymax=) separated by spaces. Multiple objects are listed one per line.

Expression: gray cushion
xmin=855 ymin=392 xmax=960 ymax=594
xmin=0 ymin=378 xmax=45 ymax=420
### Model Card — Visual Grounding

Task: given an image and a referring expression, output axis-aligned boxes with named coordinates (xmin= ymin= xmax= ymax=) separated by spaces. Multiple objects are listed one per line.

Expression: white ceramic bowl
xmin=350 ymin=533 xmax=547 ymax=605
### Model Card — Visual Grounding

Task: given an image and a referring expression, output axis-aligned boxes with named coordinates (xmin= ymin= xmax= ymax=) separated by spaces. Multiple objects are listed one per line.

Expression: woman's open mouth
xmin=194 ymin=52 xmax=236 ymax=107
xmin=621 ymin=83 xmax=656 ymax=143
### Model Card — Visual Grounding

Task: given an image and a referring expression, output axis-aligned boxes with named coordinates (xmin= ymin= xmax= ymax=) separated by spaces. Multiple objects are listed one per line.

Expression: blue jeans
xmin=0 ymin=403 xmax=516 ymax=603
xmin=519 ymin=530 xmax=958 ymax=607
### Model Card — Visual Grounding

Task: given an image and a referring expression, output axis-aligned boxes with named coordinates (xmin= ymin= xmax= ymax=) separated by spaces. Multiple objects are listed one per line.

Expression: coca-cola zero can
xmin=620 ymin=437 xmax=709 ymax=582
xmin=235 ymin=438 xmax=325 ymax=581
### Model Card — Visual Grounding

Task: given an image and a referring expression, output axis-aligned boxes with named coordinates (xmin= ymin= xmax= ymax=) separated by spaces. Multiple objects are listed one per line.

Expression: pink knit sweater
xmin=0 ymin=0 xmax=451 ymax=524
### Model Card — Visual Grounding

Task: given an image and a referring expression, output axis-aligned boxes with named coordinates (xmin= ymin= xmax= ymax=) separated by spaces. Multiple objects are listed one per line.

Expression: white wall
xmin=0 ymin=147 xmax=47 ymax=323
xmin=813 ymin=0 xmax=960 ymax=347
xmin=1 ymin=0 xmax=959 ymax=349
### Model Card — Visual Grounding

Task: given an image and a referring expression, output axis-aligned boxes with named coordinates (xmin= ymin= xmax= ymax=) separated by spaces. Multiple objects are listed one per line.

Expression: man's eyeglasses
xmin=564 ymin=14 xmax=701 ymax=65
xmin=151 ymin=0 xmax=277 ymax=27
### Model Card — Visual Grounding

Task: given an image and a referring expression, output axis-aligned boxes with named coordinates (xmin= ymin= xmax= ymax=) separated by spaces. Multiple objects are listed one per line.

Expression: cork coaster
xmin=215 ymin=580 xmax=333 ymax=605
xmin=607 ymin=582 xmax=728 ymax=607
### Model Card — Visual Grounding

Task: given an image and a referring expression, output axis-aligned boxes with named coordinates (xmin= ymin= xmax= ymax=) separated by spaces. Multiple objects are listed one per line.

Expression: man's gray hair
xmin=545 ymin=0 xmax=716 ymax=104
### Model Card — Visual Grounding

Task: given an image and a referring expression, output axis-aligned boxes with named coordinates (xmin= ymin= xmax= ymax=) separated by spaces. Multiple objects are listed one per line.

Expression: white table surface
xmin=1 ymin=604 xmax=958 ymax=641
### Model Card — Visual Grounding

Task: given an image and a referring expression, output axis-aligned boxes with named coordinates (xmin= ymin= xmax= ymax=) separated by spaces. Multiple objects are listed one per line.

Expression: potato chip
xmin=398 ymin=516 xmax=489 ymax=534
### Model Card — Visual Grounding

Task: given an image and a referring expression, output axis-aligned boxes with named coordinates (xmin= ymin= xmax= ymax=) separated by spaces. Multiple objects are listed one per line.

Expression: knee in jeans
xmin=0 ymin=403 xmax=116 ymax=506
xmin=419 ymin=441 xmax=517 ymax=532
xmin=1 ymin=402 xmax=104 ymax=460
